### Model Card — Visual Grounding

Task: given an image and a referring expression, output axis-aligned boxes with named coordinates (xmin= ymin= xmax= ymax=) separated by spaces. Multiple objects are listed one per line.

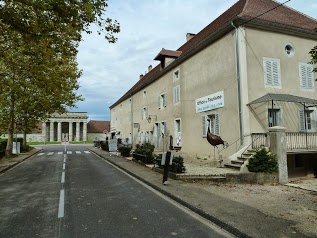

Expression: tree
xmin=0 ymin=0 xmax=120 ymax=157
xmin=310 ymin=28 xmax=317 ymax=80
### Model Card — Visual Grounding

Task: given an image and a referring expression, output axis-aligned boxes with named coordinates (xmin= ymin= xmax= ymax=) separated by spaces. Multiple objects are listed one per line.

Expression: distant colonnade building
xmin=42 ymin=112 xmax=88 ymax=142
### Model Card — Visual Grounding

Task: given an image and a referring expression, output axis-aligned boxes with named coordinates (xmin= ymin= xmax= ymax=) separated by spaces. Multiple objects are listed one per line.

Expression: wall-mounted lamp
xmin=147 ymin=115 xmax=157 ymax=123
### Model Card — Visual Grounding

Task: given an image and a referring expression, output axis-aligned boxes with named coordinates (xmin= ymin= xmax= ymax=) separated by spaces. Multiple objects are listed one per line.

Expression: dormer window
xmin=154 ymin=48 xmax=182 ymax=70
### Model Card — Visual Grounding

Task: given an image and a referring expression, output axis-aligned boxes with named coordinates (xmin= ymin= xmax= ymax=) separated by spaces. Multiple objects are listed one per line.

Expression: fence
xmin=251 ymin=132 xmax=317 ymax=150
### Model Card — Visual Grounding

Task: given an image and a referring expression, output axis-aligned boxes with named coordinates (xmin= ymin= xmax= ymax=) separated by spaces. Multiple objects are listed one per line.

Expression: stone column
xmin=76 ymin=122 xmax=80 ymax=142
xmin=69 ymin=122 xmax=73 ymax=142
xmin=269 ymin=126 xmax=288 ymax=184
xmin=57 ymin=122 xmax=62 ymax=142
xmin=42 ymin=122 xmax=46 ymax=142
xmin=50 ymin=121 xmax=54 ymax=142
xmin=83 ymin=122 xmax=87 ymax=142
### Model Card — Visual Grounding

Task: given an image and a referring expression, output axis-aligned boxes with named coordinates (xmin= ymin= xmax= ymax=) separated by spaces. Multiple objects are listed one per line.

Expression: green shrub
xmin=118 ymin=145 xmax=132 ymax=157
xmin=133 ymin=142 xmax=155 ymax=163
xmin=154 ymin=153 xmax=186 ymax=173
xmin=100 ymin=141 xmax=109 ymax=151
xmin=247 ymin=147 xmax=278 ymax=173
xmin=0 ymin=139 xmax=7 ymax=152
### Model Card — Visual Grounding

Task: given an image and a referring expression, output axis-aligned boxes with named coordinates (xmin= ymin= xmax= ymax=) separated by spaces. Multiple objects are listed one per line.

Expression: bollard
xmin=162 ymin=151 xmax=171 ymax=184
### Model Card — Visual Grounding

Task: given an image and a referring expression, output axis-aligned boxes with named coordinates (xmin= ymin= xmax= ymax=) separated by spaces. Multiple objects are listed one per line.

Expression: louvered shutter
xmin=177 ymin=86 xmax=180 ymax=103
xmin=272 ymin=61 xmax=280 ymax=86
xmin=163 ymin=94 xmax=167 ymax=107
xmin=265 ymin=60 xmax=273 ymax=86
xmin=158 ymin=96 xmax=161 ymax=108
xmin=300 ymin=64 xmax=307 ymax=89
xmin=299 ymin=110 xmax=305 ymax=131
xmin=202 ymin=116 xmax=207 ymax=137
xmin=307 ymin=65 xmax=313 ymax=89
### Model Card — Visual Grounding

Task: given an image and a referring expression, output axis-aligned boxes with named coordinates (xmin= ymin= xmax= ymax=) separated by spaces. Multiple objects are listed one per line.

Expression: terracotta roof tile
xmin=154 ymin=49 xmax=182 ymax=61
xmin=87 ymin=120 xmax=110 ymax=133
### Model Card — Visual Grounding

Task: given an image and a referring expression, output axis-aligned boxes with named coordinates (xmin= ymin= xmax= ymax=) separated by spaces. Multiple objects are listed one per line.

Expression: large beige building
xmin=109 ymin=0 xmax=317 ymax=174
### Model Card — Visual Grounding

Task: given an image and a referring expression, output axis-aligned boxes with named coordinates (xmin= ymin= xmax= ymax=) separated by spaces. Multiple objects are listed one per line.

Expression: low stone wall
xmin=225 ymin=173 xmax=278 ymax=184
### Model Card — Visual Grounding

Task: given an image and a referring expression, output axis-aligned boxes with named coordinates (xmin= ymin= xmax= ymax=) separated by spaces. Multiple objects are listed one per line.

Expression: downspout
xmin=130 ymin=94 xmax=134 ymax=149
xmin=231 ymin=21 xmax=244 ymax=146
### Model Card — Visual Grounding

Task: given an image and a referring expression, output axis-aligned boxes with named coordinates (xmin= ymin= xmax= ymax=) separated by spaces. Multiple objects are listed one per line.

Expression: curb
xmin=0 ymin=148 xmax=43 ymax=175
xmin=88 ymin=148 xmax=251 ymax=238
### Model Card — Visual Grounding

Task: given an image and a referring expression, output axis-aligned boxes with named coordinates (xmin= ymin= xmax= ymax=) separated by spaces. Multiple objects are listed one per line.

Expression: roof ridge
xmin=241 ymin=0 xmax=250 ymax=16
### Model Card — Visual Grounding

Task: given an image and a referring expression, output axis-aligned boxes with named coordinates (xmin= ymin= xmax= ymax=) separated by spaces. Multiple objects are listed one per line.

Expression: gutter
xmin=231 ymin=21 xmax=244 ymax=146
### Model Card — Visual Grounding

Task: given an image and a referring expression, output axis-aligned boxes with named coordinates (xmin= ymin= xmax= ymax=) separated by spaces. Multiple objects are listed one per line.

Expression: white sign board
xmin=108 ymin=139 xmax=118 ymax=152
xmin=12 ymin=142 xmax=20 ymax=154
xmin=195 ymin=91 xmax=224 ymax=113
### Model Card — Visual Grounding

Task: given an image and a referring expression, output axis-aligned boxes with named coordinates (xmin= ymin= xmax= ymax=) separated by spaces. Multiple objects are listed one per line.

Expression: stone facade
xmin=42 ymin=112 xmax=88 ymax=142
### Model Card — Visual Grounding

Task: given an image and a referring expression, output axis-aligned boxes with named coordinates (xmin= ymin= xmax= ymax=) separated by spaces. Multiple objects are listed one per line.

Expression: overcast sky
xmin=72 ymin=0 xmax=317 ymax=121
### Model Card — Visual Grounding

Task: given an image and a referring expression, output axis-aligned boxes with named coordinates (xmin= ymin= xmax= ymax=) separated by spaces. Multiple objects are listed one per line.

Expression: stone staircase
xmin=224 ymin=149 xmax=256 ymax=171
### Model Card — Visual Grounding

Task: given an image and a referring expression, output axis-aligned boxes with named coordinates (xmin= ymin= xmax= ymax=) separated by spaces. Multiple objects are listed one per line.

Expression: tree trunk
xmin=5 ymin=109 xmax=15 ymax=157
xmin=23 ymin=131 xmax=27 ymax=148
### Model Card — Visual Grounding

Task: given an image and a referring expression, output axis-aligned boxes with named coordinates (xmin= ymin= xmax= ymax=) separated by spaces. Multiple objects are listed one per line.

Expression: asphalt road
xmin=0 ymin=145 xmax=232 ymax=238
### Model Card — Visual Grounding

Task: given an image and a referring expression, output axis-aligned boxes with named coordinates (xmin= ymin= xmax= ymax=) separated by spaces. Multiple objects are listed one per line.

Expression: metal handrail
xmin=218 ymin=134 xmax=251 ymax=154
xmin=240 ymin=134 xmax=268 ymax=161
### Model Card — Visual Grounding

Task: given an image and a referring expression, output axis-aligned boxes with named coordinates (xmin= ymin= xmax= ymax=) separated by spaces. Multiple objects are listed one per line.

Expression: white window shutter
xmin=177 ymin=86 xmax=180 ymax=103
xmin=158 ymin=96 xmax=161 ymax=108
xmin=300 ymin=63 xmax=307 ymax=89
xmin=272 ymin=61 xmax=280 ymax=86
xmin=163 ymin=94 xmax=166 ymax=107
xmin=173 ymin=87 xmax=176 ymax=104
xmin=299 ymin=110 xmax=305 ymax=131
xmin=265 ymin=60 xmax=273 ymax=86
xmin=306 ymin=64 xmax=313 ymax=89
xmin=202 ymin=116 xmax=207 ymax=137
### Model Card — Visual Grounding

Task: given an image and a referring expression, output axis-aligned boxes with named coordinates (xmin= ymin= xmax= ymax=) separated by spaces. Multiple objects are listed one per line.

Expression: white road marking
xmin=47 ymin=152 xmax=54 ymax=155
xmin=37 ymin=153 xmax=44 ymax=156
xmin=64 ymin=158 xmax=66 ymax=163
xmin=61 ymin=172 xmax=65 ymax=184
xmin=58 ymin=189 xmax=65 ymax=218
xmin=58 ymin=152 xmax=63 ymax=155
xmin=84 ymin=151 xmax=90 ymax=154
xmin=63 ymin=163 xmax=66 ymax=170
xmin=67 ymin=151 xmax=72 ymax=154
xmin=75 ymin=151 xmax=81 ymax=154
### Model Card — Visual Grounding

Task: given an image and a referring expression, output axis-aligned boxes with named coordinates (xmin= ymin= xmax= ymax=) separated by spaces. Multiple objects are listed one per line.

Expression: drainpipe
xmin=130 ymin=94 xmax=134 ymax=149
xmin=231 ymin=21 xmax=244 ymax=146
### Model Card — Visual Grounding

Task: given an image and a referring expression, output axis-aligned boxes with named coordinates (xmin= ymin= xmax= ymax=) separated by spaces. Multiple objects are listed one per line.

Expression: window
xmin=268 ymin=109 xmax=280 ymax=127
xmin=158 ymin=93 xmax=166 ymax=109
xmin=161 ymin=122 xmax=167 ymax=137
xmin=299 ymin=63 xmax=314 ymax=91
xmin=202 ymin=114 xmax=220 ymax=137
xmin=174 ymin=119 xmax=182 ymax=146
xmin=285 ymin=44 xmax=294 ymax=57
xmin=173 ymin=85 xmax=180 ymax=104
xmin=142 ymin=107 xmax=147 ymax=120
xmin=173 ymin=69 xmax=180 ymax=81
xmin=263 ymin=58 xmax=281 ymax=88
xmin=299 ymin=109 xmax=313 ymax=131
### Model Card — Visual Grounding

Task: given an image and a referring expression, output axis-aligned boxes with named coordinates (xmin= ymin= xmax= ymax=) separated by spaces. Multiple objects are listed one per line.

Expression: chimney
xmin=148 ymin=65 xmax=152 ymax=72
xmin=186 ymin=33 xmax=195 ymax=42
xmin=140 ymin=74 xmax=144 ymax=79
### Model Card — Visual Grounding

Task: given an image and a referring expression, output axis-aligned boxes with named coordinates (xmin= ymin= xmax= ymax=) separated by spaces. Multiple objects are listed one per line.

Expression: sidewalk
xmin=88 ymin=147 xmax=317 ymax=238
xmin=0 ymin=147 xmax=42 ymax=174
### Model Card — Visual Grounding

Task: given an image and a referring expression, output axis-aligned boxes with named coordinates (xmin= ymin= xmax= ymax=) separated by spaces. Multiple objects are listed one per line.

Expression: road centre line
xmin=63 ymin=163 xmax=66 ymax=170
xmin=58 ymin=189 xmax=65 ymax=218
xmin=61 ymin=172 xmax=65 ymax=184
